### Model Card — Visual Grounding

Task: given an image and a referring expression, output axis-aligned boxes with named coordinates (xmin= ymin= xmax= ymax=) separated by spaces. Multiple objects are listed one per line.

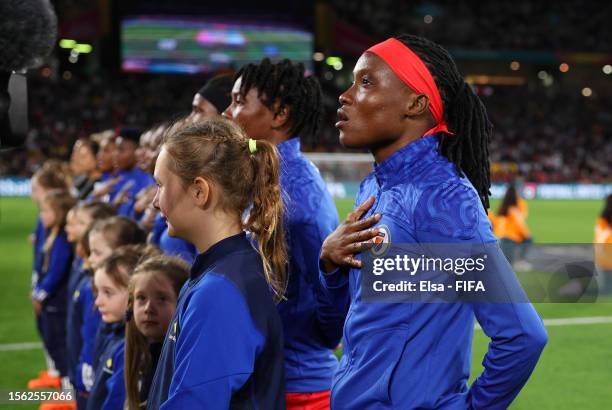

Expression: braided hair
xmin=395 ymin=34 xmax=493 ymax=209
xmin=235 ymin=58 xmax=322 ymax=141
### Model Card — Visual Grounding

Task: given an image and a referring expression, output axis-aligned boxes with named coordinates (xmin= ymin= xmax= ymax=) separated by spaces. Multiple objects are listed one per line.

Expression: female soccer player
xmin=223 ymin=58 xmax=343 ymax=409
xmin=146 ymin=118 xmax=286 ymax=409
xmin=318 ymin=35 xmax=547 ymax=409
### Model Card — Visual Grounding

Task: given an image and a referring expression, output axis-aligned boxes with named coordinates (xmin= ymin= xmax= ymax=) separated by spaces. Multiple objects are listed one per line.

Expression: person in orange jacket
xmin=494 ymin=185 xmax=533 ymax=270
xmin=594 ymin=194 xmax=612 ymax=294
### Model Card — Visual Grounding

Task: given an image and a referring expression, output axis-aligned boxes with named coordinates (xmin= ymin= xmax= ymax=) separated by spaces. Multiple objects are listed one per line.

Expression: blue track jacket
xmin=32 ymin=217 xmax=45 ymax=289
xmin=32 ymin=230 xmax=73 ymax=309
xmin=320 ymin=135 xmax=547 ymax=409
xmin=66 ymin=257 xmax=85 ymax=385
xmin=277 ymin=138 xmax=343 ymax=392
xmin=75 ymin=276 xmax=102 ymax=394
xmin=146 ymin=233 xmax=285 ymax=409
xmin=86 ymin=323 xmax=125 ymax=410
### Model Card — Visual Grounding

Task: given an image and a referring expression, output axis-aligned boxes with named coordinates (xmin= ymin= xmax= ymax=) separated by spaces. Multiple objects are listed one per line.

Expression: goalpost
xmin=304 ymin=152 xmax=373 ymax=199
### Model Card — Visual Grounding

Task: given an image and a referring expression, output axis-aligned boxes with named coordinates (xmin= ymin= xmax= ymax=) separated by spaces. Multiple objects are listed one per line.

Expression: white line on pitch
xmin=0 ymin=342 xmax=42 ymax=352
xmin=1 ymin=316 xmax=611 ymax=351
xmin=474 ymin=315 xmax=612 ymax=330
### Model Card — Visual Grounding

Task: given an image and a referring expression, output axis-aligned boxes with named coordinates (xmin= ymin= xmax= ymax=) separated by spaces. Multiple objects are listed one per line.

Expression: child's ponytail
xmin=163 ymin=118 xmax=287 ymax=302
xmin=244 ymin=139 xmax=287 ymax=302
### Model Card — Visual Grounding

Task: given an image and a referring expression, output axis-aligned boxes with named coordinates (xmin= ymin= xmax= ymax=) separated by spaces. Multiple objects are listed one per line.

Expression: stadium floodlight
xmin=74 ymin=44 xmax=93 ymax=54
xmin=59 ymin=39 xmax=76 ymax=49
xmin=325 ymin=56 xmax=342 ymax=66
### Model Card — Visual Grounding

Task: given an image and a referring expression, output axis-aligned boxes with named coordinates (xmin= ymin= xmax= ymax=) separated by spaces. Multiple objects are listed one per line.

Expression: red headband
xmin=367 ymin=38 xmax=453 ymax=136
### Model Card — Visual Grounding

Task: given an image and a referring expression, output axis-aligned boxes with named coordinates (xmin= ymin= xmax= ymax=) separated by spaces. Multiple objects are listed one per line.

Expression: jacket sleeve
xmin=293 ymin=219 xmax=345 ymax=348
xmin=32 ymin=234 xmax=73 ymax=302
xmin=161 ymin=274 xmax=265 ymax=409
xmin=100 ymin=343 xmax=127 ymax=410
xmin=77 ymin=283 xmax=102 ymax=392
xmin=470 ymin=299 xmax=547 ymax=409
xmin=414 ymin=183 xmax=547 ymax=409
xmin=318 ymin=263 xmax=351 ymax=322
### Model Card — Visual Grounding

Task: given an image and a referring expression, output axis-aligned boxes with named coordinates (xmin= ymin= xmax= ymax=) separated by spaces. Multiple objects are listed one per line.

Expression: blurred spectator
xmin=0 ymin=66 xmax=610 ymax=183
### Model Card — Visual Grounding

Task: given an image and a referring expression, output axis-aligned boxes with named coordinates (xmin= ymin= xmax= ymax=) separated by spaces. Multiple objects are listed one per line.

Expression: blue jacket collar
xmin=276 ymin=138 xmax=301 ymax=162
xmin=109 ymin=321 xmax=125 ymax=336
xmin=374 ymin=134 xmax=439 ymax=189
xmin=190 ymin=232 xmax=250 ymax=280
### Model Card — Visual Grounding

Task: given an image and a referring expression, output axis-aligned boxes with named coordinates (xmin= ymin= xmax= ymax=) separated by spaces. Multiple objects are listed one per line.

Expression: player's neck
xmin=372 ymin=122 xmax=434 ymax=164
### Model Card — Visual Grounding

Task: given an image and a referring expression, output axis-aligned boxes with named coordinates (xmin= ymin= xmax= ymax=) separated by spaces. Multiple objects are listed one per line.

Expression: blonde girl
xmin=31 ymin=189 xmax=76 ymax=391
xmin=146 ymin=117 xmax=287 ymax=409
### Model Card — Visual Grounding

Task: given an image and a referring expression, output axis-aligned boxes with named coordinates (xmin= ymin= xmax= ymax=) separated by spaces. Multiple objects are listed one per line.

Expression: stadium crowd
xmin=1 ymin=71 xmax=610 ymax=184
xmin=331 ymin=0 xmax=612 ymax=52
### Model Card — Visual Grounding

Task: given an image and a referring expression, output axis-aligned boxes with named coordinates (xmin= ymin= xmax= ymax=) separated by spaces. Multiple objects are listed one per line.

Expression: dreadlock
xmin=235 ymin=58 xmax=322 ymax=141
xmin=395 ymin=34 xmax=493 ymax=209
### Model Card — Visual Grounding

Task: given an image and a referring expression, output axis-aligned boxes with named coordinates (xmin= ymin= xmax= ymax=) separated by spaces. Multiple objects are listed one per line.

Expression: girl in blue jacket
xmin=319 ymin=34 xmax=547 ymax=409
xmin=124 ymin=255 xmax=189 ymax=410
xmin=32 ymin=189 xmax=76 ymax=391
xmin=87 ymin=245 xmax=159 ymax=410
xmin=146 ymin=118 xmax=286 ymax=409
xmin=65 ymin=202 xmax=116 ymax=408
xmin=28 ymin=162 xmax=72 ymax=389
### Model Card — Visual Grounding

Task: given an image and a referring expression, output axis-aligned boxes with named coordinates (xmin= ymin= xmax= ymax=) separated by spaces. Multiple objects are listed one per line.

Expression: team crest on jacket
xmin=370 ymin=224 xmax=391 ymax=256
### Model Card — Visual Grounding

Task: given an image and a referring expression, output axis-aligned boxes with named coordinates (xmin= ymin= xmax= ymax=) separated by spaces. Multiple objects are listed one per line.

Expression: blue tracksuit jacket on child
xmin=320 ymin=135 xmax=547 ymax=409
xmin=86 ymin=323 xmax=125 ymax=410
xmin=73 ymin=275 xmax=102 ymax=396
xmin=277 ymin=138 xmax=343 ymax=393
xmin=146 ymin=233 xmax=285 ymax=409
xmin=32 ymin=230 xmax=73 ymax=307
xmin=66 ymin=257 xmax=85 ymax=385
xmin=32 ymin=230 xmax=73 ymax=376
xmin=32 ymin=217 xmax=45 ymax=289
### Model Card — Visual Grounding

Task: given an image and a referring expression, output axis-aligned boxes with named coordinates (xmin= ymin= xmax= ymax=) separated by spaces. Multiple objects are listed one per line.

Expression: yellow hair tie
xmin=248 ymin=138 xmax=257 ymax=155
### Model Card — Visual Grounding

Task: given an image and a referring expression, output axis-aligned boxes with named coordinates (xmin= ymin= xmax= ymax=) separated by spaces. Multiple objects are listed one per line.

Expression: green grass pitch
xmin=0 ymin=197 xmax=610 ymax=409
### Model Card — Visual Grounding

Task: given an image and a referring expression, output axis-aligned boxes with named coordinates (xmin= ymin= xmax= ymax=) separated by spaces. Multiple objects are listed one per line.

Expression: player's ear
xmin=404 ymin=93 xmax=430 ymax=117
xmin=271 ymin=102 xmax=290 ymax=131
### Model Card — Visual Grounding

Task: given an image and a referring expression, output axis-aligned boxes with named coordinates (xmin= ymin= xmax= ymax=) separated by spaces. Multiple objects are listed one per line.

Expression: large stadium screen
xmin=120 ymin=16 xmax=313 ymax=74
